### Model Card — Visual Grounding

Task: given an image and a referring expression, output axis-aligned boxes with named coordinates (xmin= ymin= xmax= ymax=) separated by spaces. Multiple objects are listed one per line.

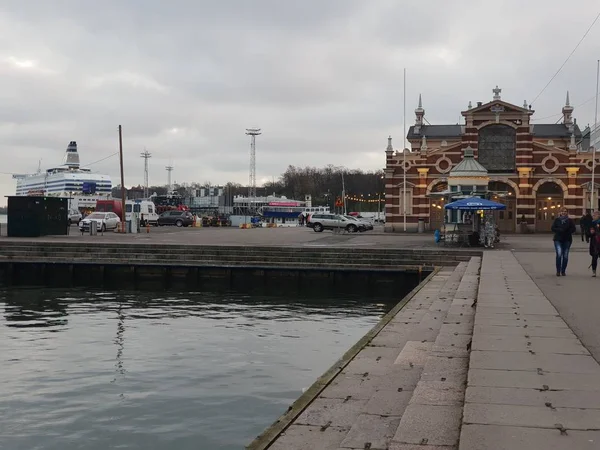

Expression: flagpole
xmin=592 ymin=59 xmax=599 ymax=212
xmin=403 ymin=68 xmax=407 ymax=232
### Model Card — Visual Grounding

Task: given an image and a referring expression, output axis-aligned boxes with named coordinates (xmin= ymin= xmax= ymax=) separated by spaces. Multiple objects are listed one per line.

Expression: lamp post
xmin=592 ymin=59 xmax=599 ymax=211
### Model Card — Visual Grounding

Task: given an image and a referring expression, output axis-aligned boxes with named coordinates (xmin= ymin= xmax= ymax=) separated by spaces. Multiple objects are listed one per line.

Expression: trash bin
xmin=417 ymin=218 xmax=425 ymax=233
xmin=90 ymin=221 xmax=98 ymax=236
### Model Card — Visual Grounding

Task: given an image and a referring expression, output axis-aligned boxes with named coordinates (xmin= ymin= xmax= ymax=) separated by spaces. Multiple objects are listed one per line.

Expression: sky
xmin=0 ymin=0 xmax=599 ymax=205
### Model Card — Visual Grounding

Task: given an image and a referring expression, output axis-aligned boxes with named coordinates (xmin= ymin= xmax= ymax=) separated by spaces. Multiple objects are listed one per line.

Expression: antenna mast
xmin=245 ymin=128 xmax=261 ymax=200
xmin=141 ymin=149 xmax=151 ymax=198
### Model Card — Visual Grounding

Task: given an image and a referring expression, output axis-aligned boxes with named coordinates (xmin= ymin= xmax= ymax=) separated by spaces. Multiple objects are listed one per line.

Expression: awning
xmin=444 ymin=197 xmax=506 ymax=211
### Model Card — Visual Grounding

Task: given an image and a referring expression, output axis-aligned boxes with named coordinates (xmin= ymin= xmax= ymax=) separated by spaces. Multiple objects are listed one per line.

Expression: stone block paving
xmin=268 ymin=258 xmax=481 ymax=450
xmin=269 ymin=263 xmax=472 ymax=450
xmin=459 ymin=251 xmax=600 ymax=450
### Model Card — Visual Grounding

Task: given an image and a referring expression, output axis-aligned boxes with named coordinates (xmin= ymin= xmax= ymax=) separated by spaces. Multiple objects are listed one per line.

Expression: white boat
xmin=14 ymin=141 xmax=112 ymax=209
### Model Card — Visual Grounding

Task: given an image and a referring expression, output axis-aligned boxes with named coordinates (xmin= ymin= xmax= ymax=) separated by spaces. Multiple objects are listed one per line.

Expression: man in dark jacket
xmin=589 ymin=211 xmax=600 ymax=277
xmin=551 ymin=208 xmax=577 ymax=276
xmin=581 ymin=211 xmax=593 ymax=242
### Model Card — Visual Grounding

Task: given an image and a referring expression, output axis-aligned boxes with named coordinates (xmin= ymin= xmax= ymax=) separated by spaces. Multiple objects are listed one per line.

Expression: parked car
xmin=157 ymin=210 xmax=195 ymax=227
xmin=344 ymin=215 xmax=373 ymax=232
xmin=79 ymin=212 xmax=121 ymax=232
xmin=67 ymin=209 xmax=82 ymax=226
xmin=307 ymin=213 xmax=360 ymax=233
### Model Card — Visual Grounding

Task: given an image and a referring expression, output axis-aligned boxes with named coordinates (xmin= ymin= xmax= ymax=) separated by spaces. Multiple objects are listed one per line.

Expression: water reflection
xmin=0 ymin=287 xmax=402 ymax=450
xmin=3 ymin=288 xmax=69 ymax=329
xmin=1 ymin=287 xmax=393 ymax=331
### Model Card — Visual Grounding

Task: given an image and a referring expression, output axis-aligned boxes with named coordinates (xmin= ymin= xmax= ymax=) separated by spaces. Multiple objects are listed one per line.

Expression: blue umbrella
xmin=444 ymin=197 xmax=506 ymax=210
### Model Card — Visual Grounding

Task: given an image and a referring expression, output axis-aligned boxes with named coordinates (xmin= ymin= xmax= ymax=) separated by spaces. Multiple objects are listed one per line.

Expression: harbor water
xmin=0 ymin=286 xmax=403 ymax=449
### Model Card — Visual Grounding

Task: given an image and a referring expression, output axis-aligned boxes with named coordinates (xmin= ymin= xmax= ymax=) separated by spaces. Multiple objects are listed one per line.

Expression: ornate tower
xmin=414 ymin=94 xmax=425 ymax=134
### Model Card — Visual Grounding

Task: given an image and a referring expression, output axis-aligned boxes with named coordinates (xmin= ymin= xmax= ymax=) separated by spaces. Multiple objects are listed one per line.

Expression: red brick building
xmin=384 ymin=87 xmax=594 ymax=233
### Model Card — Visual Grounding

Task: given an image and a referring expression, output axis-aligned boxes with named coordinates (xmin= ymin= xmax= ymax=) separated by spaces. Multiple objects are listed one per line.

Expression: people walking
xmin=551 ymin=207 xmax=576 ymax=277
xmin=581 ymin=211 xmax=593 ymax=242
xmin=589 ymin=211 xmax=600 ymax=277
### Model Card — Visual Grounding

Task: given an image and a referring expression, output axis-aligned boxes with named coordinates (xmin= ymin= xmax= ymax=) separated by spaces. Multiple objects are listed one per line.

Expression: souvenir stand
xmin=439 ymin=147 xmax=490 ymax=246
xmin=443 ymin=197 xmax=506 ymax=248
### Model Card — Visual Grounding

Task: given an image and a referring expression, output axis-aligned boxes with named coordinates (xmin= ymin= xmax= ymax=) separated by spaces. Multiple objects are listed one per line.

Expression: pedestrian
xmin=589 ymin=211 xmax=600 ymax=277
xmin=551 ymin=207 xmax=576 ymax=277
xmin=581 ymin=211 xmax=593 ymax=242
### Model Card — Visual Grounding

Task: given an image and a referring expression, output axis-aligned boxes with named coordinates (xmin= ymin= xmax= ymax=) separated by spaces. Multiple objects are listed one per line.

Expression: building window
xmin=478 ymin=125 xmax=516 ymax=173
xmin=399 ymin=187 xmax=413 ymax=215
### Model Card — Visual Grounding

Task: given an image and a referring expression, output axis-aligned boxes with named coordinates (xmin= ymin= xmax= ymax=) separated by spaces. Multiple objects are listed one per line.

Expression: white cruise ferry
xmin=15 ymin=141 xmax=112 ymax=209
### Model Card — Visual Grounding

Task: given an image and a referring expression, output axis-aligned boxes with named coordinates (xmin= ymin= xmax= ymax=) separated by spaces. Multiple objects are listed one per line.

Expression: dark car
xmin=157 ymin=211 xmax=195 ymax=227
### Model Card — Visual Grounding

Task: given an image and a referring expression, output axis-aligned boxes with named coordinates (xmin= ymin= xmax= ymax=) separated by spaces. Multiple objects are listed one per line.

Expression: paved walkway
xmin=516 ymin=249 xmax=600 ymax=362
xmin=460 ymin=251 xmax=600 ymax=449
xmin=250 ymin=249 xmax=600 ymax=449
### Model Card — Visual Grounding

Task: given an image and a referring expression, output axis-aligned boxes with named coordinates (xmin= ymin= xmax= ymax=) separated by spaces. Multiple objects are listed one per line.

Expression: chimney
xmin=477 ymin=102 xmax=482 ymax=107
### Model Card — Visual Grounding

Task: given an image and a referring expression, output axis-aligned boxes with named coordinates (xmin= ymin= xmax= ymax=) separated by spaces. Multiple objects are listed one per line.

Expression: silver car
xmin=79 ymin=212 xmax=121 ymax=232
xmin=344 ymin=215 xmax=373 ymax=232
xmin=67 ymin=209 xmax=82 ymax=226
xmin=308 ymin=213 xmax=360 ymax=233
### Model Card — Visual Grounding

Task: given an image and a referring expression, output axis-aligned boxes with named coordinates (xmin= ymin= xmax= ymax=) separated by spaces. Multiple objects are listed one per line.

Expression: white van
xmin=125 ymin=200 xmax=159 ymax=226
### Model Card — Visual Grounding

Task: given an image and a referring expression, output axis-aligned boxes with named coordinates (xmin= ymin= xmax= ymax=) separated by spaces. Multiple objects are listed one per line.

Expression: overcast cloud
xmin=1 ymin=0 xmax=599 ymax=203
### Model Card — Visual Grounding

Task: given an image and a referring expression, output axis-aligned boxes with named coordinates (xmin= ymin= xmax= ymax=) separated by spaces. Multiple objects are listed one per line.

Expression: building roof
xmin=449 ymin=148 xmax=488 ymax=178
xmin=531 ymin=123 xmax=582 ymax=138
xmin=407 ymin=123 xmax=583 ymax=140
xmin=407 ymin=125 xmax=461 ymax=140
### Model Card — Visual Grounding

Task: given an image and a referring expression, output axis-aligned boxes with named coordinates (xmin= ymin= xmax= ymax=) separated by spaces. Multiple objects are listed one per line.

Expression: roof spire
xmin=562 ymin=91 xmax=574 ymax=125
xmin=415 ymin=94 xmax=425 ymax=127
xmin=386 ymin=135 xmax=393 ymax=153
xmin=418 ymin=93 xmax=422 ymax=109
xmin=523 ymin=100 xmax=528 ymax=109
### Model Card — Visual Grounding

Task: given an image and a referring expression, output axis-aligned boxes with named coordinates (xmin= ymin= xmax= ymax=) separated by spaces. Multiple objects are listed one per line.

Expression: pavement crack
xmin=554 ymin=423 xmax=568 ymax=435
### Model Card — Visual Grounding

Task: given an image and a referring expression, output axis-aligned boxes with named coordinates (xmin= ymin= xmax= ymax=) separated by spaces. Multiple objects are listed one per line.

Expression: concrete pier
xmin=250 ymin=258 xmax=480 ymax=449
xmin=251 ymin=248 xmax=600 ymax=449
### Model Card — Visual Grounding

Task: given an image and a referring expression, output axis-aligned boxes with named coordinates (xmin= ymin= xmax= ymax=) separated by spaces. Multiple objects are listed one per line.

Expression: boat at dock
xmin=14 ymin=141 xmax=112 ymax=210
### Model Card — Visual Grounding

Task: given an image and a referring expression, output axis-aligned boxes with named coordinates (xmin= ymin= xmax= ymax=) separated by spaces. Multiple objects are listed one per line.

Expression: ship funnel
xmin=63 ymin=141 xmax=80 ymax=168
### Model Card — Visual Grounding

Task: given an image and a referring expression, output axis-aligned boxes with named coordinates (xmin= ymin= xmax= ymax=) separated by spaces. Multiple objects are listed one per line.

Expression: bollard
xmin=146 ymin=222 xmax=150 ymax=233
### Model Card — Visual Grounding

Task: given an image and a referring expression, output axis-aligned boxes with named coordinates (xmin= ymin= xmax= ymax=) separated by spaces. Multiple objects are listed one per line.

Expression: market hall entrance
xmin=535 ymin=182 xmax=564 ymax=233
xmin=488 ymin=181 xmax=516 ymax=233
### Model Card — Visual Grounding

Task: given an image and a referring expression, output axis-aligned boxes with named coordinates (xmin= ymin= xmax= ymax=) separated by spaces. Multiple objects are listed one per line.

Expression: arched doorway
xmin=488 ymin=181 xmax=517 ymax=233
xmin=535 ymin=182 xmax=564 ymax=232
xmin=428 ymin=181 xmax=448 ymax=231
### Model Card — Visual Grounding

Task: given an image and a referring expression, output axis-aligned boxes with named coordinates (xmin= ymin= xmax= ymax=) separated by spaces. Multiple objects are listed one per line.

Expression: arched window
xmin=478 ymin=125 xmax=516 ymax=173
